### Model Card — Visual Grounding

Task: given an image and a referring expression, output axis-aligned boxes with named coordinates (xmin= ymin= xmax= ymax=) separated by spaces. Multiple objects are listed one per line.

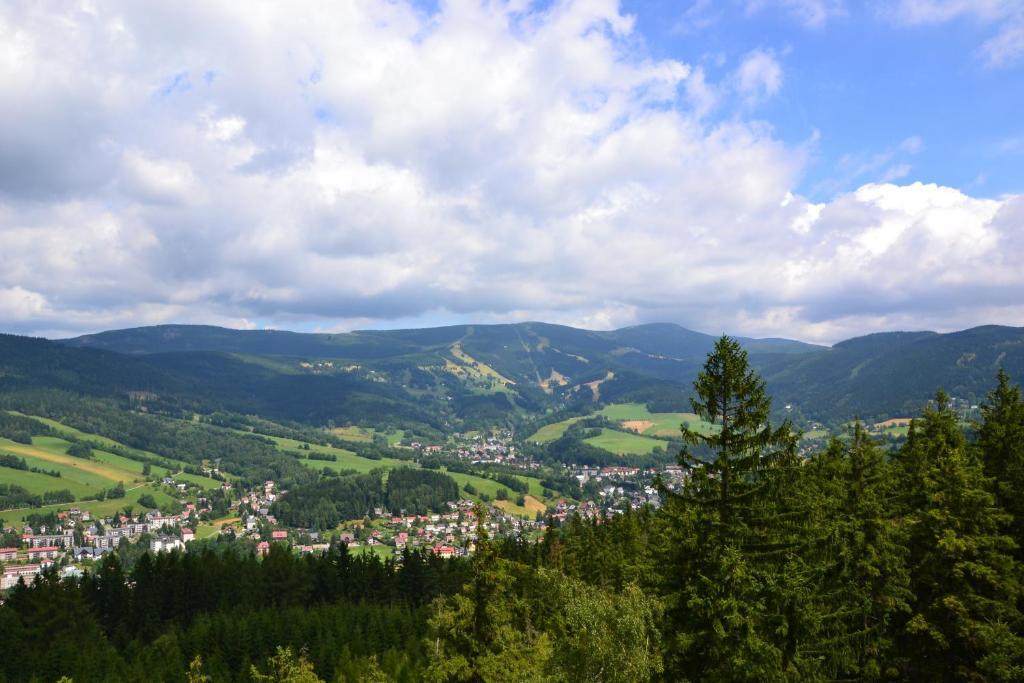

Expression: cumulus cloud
xmin=0 ymin=0 xmax=1020 ymax=344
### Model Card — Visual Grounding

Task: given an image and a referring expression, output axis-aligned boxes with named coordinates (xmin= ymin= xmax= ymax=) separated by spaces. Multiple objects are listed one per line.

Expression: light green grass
xmin=583 ymin=428 xmax=667 ymax=456
xmin=196 ymin=515 xmax=241 ymax=540
xmin=2 ymin=483 xmax=176 ymax=520
xmin=444 ymin=470 xmax=547 ymax=518
xmin=598 ymin=402 xmax=718 ymax=437
xmin=527 ymin=417 xmax=582 ymax=443
xmin=353 ymin=544 xmax=396 ymax=561
xmin=0 ymin=437 xmax=139 ymax=486
xmin=12 ymin=413 xmax=230 ymax=488
xmin=2 ymin=448 xmax=117 ymax=491
xmin=329 ymin=426 xmax=405 ymax=445
xmin=0 ymin=464 xmax=95 ymax=497
xmin=263 ymin=435 xmax=410 ymax=474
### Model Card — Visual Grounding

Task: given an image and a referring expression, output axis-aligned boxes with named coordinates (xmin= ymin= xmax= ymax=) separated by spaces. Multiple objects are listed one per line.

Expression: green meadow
xmin=583 ymin=428 xmax=667 ymax=456
xmin=598 ymin=403 xmax=718 ymax=437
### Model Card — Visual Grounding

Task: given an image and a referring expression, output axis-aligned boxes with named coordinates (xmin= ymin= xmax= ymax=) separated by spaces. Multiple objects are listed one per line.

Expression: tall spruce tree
xmin=658 ymin=336 xmax=808 ymax=681
xmin=803 ymin=425 xmax=911 ymax=679
xmin=977 ymin=369 xmax=1024 ymax=555
xmin=896 ymin=392 xmax=1023 ymax=680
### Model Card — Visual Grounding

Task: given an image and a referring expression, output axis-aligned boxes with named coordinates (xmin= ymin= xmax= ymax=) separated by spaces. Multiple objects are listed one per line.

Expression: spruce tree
xmin=659 ymin=335 xmax=806 ymax=680
xmin=803 ymin=425 xmax=911 ymax=679
xmin=977 ymin=369 xmax=1024 ymax=554
xmin=897 ymin=392 xmax=1023 ymax=680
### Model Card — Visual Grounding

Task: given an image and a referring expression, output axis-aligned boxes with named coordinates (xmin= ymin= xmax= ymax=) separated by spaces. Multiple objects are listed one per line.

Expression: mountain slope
xmin=762 ymin=326 xmax=1024 ymax=420
xmin=44 ymin=322 xmax=1024 ymax=425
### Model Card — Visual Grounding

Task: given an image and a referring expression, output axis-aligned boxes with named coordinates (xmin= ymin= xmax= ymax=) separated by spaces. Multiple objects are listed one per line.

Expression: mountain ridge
xmin=0 ymin=321 xmax=1016 ymax=428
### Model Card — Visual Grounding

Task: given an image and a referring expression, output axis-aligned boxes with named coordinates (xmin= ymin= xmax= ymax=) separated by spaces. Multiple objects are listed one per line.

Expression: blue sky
xmin=626 ymin=0 xmax=1024 ymax=199
xmin=0 ymin=0 xmax=1022 ymax=343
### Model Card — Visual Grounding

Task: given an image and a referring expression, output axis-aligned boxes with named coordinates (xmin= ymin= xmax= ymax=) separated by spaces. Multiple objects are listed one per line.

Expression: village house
xmin=27 ymin=546 xmax=61 ymax=561
xmin=0 ymin=548 xmax=18 ymax=561
xmin=1 ymin=564 xmax=42 ymax=590
xmin=150 ymin=535 xmax=184 ymax=553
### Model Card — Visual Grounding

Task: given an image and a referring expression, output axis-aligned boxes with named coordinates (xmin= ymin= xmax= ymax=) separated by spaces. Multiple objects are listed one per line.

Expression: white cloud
xmin=887 ymin=0 xmax=1024 ymax=67
xmin=0 ymin=0 xmax=1020 ymax=344
xmin=735 ymin=49 xmax=784 ymax=104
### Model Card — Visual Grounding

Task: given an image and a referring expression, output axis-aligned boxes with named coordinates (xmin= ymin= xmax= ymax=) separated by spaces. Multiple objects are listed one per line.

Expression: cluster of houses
xmin=1 ymin=506 xmax=201 ymax=591
xmin=1 ymin=452 xmax=693 ymax=594
xmin=415 ymin=430 xmax=520 ymax=466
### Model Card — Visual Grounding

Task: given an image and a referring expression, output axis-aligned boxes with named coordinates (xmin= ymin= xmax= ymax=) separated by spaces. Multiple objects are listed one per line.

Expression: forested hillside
xmin=54 ymin=322 xmax=1024 ymax=425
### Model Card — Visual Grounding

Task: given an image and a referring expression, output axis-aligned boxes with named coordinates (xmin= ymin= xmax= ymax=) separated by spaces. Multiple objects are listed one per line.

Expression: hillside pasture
xmin=444 ymin=470 xmax=549 ymax=518
xmin=599 ymin=403 xmax=717 ymax=438
xmin=583 ymin=428 xmax=667 ymax=456
xmin=264 ymin=434 xmax=410 ymax=474
xmin=0 ymin=433 xmax=184 ymax=517
xmin=10 ymin=413 xmax=225 ymax=488
xmin=527 ymin=417 xmax=583 ymax=444
xmin=1 ymin=437 xmax=139 ymax=485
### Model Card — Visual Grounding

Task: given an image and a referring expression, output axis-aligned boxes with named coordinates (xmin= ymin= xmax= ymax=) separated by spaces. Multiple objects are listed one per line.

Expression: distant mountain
xmin=30 ymin=321 xmax=1024 ymax=426
xmin=761 ymin=326 xmax=1024 ymax=421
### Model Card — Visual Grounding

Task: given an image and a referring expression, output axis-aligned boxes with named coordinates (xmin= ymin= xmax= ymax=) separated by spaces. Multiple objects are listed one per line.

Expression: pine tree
xmin=897 ymin=392 xmax=1024 ymax=680
xmin=659 ymin=335 xmax=807 ymax=680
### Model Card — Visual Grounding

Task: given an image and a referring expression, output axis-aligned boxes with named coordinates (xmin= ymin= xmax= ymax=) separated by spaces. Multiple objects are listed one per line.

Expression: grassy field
xmin=328 ymin=426 xmax=405 ymax=445
xmin=495 ymin=494 xmax=546 ymax=517
xmin=263 ymin=435 xmax=411 ymax=474
xmin=9 ymin=412 xmax=225 ymax=488
xmin=353 ymin=544 xmax=396 ymax=561
xmin=196 ymin=515 xmax=241 ymax=540
xmin=0 ymin=483 xmax=178 ymax=525
xmin=0 ymin=429 xmax=180 ymax=521
xmin=583 ymin=428 xmax=667 ymax=456
xmin=598 ymin=403 xmax=717 ymax=437
xmin=527 ymin=417 xmax=583 ymax=444
xmin=444 ymin=470 xmax=549 ymax=518
xmin=1 ymin=437 xmax=137 ymax=486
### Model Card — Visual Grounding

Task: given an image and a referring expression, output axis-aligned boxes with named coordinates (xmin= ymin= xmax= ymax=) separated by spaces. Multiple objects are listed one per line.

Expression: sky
xmin=0 ymin=0 xmax=1022 ymax=344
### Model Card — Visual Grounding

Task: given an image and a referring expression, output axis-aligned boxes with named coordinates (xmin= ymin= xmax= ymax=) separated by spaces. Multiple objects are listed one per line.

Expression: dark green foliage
xmin=271 ymin=468 xmax=459 ymax=528
xmin=801 ymin=425 xmax=912 ymax=679
xmin=976 ymin=369 xmax=1024 ymax=554
xmin=491 ymin=473 xmax=528 ymax=494
xmin=0 ymin=541 xmax=467 ymax=682
xmin=0 ymin=483 xmax=74 ymax=509
xmin=66 ymin=441 xmax=93 ymax=459
xmin=385 ymin=468 xmax=459 ymax=515
xmin=657 ymin=336 xmax=808 ymax=680
xmin=426 ymin=508 xmax=664 ymax=682
xmin=895 ymin=392 xmax=1024 ymax=680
